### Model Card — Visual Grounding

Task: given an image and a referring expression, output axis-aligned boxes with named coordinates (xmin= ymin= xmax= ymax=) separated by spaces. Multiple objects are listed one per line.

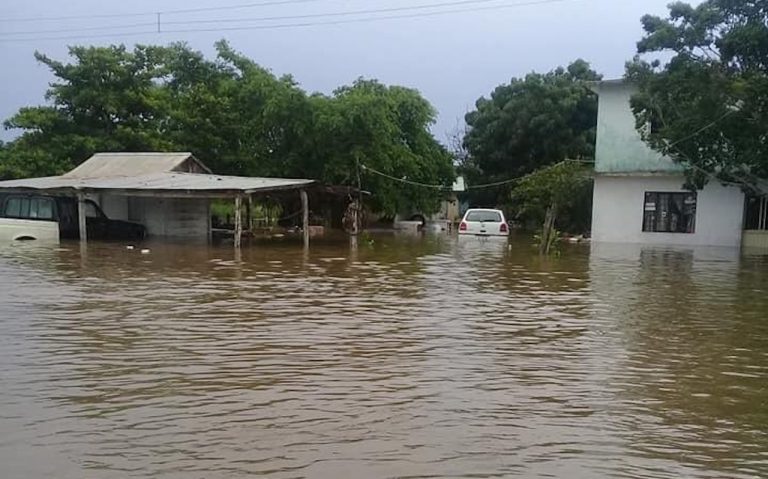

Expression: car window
xmin=465 ymin=211 xmax=502 ymax=222
xmin=4 ymin=197 xmax=55 ymax=220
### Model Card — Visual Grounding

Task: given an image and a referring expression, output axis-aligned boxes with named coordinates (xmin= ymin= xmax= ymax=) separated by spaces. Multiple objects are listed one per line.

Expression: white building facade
xmin=590 ymin=80 xmax=747 ymax=248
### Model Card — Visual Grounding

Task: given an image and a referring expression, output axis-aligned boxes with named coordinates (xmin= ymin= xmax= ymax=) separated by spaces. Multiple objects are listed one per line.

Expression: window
xmin=465 ymin=211 xmax=502 ymax=222
xmin=3 ymin=196 xmax=55 ymax=221
xmin=642 ymin=192 xmax=696 ymax=233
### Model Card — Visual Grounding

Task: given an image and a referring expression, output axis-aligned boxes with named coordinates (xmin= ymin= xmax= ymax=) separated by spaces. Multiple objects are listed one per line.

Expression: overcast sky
xmin=0 ymin=0 xmax=692 ymax=143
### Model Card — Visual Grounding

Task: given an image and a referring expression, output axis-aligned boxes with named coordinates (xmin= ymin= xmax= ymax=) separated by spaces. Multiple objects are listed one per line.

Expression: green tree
xmin=1 ymin=44 xmax=182 ymax=179
xmin=462 ymin=60 xmax=601 ymax=206
xmin=1 ymin=42 xmax=453 ymax=214
xmin=510 ymin=160 xmax=593 ymax=254
xmin=627 ymin=0 xmax=768 ymax=192
xmin=307 ymin=79 xmax=453 ymax=215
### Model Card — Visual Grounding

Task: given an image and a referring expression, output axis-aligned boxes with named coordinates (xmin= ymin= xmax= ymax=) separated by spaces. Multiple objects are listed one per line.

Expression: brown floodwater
xmin=0 ymin=233 xmax=767 ymax=478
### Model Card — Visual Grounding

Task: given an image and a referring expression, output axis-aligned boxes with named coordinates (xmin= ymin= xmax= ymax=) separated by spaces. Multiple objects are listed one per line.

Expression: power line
xmin=361 ymin=159 xmax=593 ymax=191
xmin=0 ymin=0 xmax=330 ymax=23
xmin=164 ymin=0 xmax=571 ymax=33
xmin=664 ymin=108 xmax=738 ymax=150
xmin=0 ymin=22 xmax=156 ymax=37
xmin=162 ymin=0 xmax=524 ymax=26
xmin=361 ymin=165 xmax=447 ymax=190
xmin=0 ymin=0 xmax=529 ymax=37
xmin=0 ymin=0 xmax=572 ymax=42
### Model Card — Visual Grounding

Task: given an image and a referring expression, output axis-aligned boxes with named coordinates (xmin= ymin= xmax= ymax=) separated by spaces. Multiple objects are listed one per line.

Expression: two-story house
xmin=589 ymin=79 xmax=763 ymax=249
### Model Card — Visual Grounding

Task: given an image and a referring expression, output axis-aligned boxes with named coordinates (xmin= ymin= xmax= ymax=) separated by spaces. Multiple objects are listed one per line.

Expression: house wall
xmin=743 ymin=230 xmax=768 ymax=249
xmin=594 ymin=82 xmax=683 ymax=174
xmin=99 ymin=194 xmax=211 ymax=238
xmin=592 ymin=175 xmax=745 ymax=247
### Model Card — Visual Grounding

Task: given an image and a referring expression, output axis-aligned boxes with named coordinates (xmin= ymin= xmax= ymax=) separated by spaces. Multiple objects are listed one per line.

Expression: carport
xmin=0 ymin=152 xmax=316 ymax=248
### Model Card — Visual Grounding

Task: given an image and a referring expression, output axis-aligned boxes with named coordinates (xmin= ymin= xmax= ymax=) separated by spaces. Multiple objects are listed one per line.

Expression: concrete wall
xmin=743 ymin=230 xmax=768 ymax=249
xmin=591 ymin=175 xmax=745 ymax=247
xmin=594 ymin=82 xmax=682 ymax=174
xmin=99 ymin=195 xmax=211 ymax=239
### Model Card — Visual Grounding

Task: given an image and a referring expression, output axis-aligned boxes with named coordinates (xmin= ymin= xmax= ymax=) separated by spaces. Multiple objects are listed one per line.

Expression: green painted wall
xmin=594 ymin=82 xmax=682 ymax=174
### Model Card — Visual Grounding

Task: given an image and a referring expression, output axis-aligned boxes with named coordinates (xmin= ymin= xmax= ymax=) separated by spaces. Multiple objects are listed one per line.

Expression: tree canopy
xmin=627 ymin=0 xmax=768 ymax=192
xmin=461 ymin=60 xmax=601 ymax=206
xmin=511 ymin=160 xmax=593 ymax=234
xmin=1 ymin=41 xmax=453 ymax=215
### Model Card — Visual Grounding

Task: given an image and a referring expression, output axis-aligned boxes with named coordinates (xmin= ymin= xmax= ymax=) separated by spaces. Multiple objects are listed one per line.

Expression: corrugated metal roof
xmin=0 ymin=172 xmax=315 ymax=196
xmin=63 ymin=152 xmax=204 ymax=178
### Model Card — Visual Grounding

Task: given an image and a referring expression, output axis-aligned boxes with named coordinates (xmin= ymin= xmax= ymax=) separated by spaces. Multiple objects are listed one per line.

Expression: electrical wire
xmin=0 ymin=22 xmax=157 ymax=37
xmin=0 ymin=0 xmax=572 ymax=42
xmin=161 ymin=0 xmax=529 ymax=26
xmin=361 ymin=159 xmax=592 ymax=191
xmin=664 ymin=108 xmax=737 ymax=150
xmin=360 ymin=165 xmax=447 ymax=190
xmin=0 ymin=0 xmax=330 ymax=23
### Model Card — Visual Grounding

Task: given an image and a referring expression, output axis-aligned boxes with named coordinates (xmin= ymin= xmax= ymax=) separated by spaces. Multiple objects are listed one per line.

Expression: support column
xmin=247 ymin=195 xmax=253 ymax=232
xmin=300 ymin=189 xmax=309 ymax=248
xmin=234 ymin=195 xmax=243 ymax=249
xmin=77 ymin=192 xmax=88 ymax=242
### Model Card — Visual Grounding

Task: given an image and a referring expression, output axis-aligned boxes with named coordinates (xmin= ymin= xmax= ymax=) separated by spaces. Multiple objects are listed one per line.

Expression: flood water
xmin=0 ymin=234 xmax=767 ymax=478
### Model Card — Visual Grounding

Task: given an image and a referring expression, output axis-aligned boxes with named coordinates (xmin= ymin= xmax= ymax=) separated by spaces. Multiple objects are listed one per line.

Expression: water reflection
xmin=589 ymin=243 xmax=768 ymax=478
xmin=0 ymin=236 xmax=766 ymax=478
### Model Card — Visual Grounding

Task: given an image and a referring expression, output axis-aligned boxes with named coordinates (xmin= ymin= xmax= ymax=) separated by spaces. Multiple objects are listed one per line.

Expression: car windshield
xmin=465 ymin=211 xmax=502 ymax=222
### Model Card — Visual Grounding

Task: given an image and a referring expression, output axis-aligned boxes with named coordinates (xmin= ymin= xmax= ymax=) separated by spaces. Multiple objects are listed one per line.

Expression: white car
xmin=458 ymin=208 xmax=509 ymax=237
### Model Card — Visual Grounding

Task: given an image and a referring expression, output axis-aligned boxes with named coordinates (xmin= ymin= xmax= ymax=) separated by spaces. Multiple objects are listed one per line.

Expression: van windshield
xmin=465 ymin=211 xmax=502 ymax=222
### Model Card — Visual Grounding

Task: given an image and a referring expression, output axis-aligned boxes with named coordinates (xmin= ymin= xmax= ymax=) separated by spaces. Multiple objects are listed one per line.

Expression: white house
xmin=589 ymin=79 xmax=768 ymax=249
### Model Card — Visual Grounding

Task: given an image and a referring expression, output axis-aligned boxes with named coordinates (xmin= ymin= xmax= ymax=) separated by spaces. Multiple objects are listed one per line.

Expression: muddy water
xmin=0 ymin=235 xmax=766 ymax=478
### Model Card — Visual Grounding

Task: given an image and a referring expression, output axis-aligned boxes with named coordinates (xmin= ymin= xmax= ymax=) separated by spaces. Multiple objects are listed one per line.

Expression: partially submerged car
xmin=0 ymin=194 xmax=146 ymax=242
xmin=458 ymin=208 xmax=509 ymax=237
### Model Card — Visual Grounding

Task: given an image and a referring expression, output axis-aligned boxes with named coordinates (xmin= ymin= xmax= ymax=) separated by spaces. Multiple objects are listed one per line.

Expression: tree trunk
xmin=539 ymin=202 xmax=558 ymax=255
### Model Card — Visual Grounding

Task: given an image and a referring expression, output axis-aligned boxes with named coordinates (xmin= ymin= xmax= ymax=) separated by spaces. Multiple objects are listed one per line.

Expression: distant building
xmin=589 ymin=80 xmax=768 ymax=249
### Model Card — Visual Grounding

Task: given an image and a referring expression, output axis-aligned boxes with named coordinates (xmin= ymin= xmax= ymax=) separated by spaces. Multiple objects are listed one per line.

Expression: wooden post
xmin=77 ymin=192 xmax=87 ymax=242
xmin=247 ymin=195 xmax=253 ymax=232
xmin=355 ymin=157 xmax=363 ymax=235
xmin=234 ymin=195 xmax=243 ymax=249
xmin=300 ymin=189 xmax=309 ymax=248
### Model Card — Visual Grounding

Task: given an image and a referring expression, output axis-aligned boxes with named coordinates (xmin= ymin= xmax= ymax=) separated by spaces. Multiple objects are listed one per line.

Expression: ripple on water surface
xmin=0 ymin=237 xmax=767 ymax=478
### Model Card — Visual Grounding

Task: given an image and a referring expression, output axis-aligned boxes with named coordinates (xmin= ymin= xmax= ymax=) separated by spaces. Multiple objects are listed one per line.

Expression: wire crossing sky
xmin=0 ymin=0 xmax=703 ymax=143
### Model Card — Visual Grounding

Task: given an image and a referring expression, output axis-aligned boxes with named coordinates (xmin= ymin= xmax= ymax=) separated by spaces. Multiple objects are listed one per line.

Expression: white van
xmin=0 ymin=196 xmax=59 ymax=242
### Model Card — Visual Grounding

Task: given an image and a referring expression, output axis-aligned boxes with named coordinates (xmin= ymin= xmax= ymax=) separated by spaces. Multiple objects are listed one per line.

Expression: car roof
xmin=465 ymin=208 xmax=503 ymax=212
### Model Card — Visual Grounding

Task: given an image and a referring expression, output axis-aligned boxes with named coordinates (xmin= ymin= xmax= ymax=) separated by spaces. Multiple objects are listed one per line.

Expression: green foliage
xmin=510 ymin=160 xmax=593 ymax=234
xmin=627 ymin=0 xmax=768 ymax=191
xmin=1 ymin=41 xmax=453 ymax=215
xmin=461 ymin=60 xmax=601 ymax=205
xmin=533 ymin=228 xmax=561 ymax=256
xmin=306 ymin=79 xmax=454 ymax=214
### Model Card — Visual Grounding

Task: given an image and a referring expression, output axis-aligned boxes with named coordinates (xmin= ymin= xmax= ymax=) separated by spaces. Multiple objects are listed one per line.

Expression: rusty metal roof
xmin=0 ymin=172 xmax=315 ymax=196
xmin=0 ymin=152 xmax=315 ymax=197
xmin=63 ymin=152 xmax=210 ymax=178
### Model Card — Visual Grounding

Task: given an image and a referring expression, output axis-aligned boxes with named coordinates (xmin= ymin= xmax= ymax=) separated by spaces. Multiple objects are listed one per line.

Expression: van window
xmin=5 ymin=198 xmax=21 ymax=217
xmin=4 ymin=197 xmax=55 ymax=221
